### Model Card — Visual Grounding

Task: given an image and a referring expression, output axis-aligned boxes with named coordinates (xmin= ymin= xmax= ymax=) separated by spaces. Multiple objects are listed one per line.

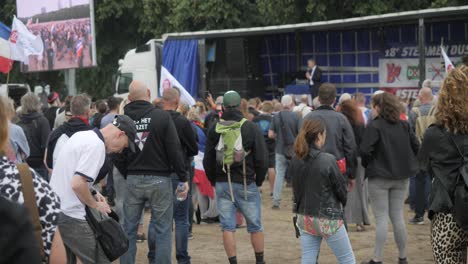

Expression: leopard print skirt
xmin=431 ymin=213 xmax=468 ymax=264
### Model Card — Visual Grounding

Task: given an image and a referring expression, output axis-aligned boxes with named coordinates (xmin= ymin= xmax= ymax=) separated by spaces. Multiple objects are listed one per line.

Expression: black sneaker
xmin=136 ymin=233 xmax=147 ymax=243
xmin=398 ymin=258 xmax=408 ymax=264
xmin=271 ymin=205 xmax=280 ymax=210
xmin=188 ymin=232 xmax=193 ymax=240
xmin=201 ymin=218 xmax=215 ymax=224
xmin=409 ymin=216 xmax=424 ymax=225
xmin=361 ymin=260 xmax=382 ymax=264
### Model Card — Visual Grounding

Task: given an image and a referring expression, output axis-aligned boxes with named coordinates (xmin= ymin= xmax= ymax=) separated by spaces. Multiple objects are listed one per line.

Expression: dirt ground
xmin=129 ymin=185 xmax=433 ymax=264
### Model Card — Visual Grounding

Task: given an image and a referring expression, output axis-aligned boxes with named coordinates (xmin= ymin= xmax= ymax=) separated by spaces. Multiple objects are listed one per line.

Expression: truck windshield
xmin=117 ymin=73 xmax=133 ymax=94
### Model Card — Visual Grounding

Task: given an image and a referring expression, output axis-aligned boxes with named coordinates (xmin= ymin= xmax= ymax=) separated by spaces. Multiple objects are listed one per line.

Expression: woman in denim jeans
xmin=289 ymin=119 xmax=355 ymax=264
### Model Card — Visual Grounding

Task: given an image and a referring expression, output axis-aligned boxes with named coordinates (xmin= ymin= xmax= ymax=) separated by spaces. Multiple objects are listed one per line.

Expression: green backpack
xmin=215 ymin=118 xmax=249 ymax=201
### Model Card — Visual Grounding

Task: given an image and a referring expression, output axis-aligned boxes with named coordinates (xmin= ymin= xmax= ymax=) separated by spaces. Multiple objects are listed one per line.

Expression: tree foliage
xmin=0 ymin=0 xmax=465 ymax=98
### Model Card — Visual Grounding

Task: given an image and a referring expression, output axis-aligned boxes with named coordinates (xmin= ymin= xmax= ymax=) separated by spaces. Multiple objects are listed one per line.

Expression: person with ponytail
xmin=289 ymin=119 xmax=355 ymax=264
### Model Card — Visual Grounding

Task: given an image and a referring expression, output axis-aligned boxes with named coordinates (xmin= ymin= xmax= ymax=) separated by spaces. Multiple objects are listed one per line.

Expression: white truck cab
xmin=115 ymin=39 xmax=163 ymax=100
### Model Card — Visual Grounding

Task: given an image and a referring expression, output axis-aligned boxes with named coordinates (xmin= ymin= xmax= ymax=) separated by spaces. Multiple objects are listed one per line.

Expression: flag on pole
xmin=441 ymin=44 xmax=454 ymax=72
xmin=10 ymin=16 xmax=44 ymax=65
xmin=160 ymin=66 xmax=196 ymax=106
xmin=192 ymin=125 xmax=214 ymax=198
xmin=0 ymin=22 xmax=13 ymax=73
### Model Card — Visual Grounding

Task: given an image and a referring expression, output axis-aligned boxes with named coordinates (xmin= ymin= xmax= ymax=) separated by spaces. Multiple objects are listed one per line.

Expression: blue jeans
xmin=148 ymin=175 xmax=191 ymax=264
xmin=216 ymin=182 xmax=263 ymax=233
xmin=273 ymin=153 xmax=288 ymax=206
xmin=113 ymin=166 xmax=126 ymax=225
xmin=120 ymin=175 xmax=173 ymax=264
xmin=300 ymin=226 xmax=355 ymax=264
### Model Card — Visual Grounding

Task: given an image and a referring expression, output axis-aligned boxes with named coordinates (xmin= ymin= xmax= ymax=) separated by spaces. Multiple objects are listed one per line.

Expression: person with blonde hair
xmin=419 ymin=65 xmax=468 ymax=263
xmin=0 ymin=96 xmax=30 ymax=163
xmin=253 ymin=101 xmax=276 ymax=195
xmin=17 ymin=93 xmax=51 ymax=180
xmin=0 ymin=92 xmax=61 ymax=263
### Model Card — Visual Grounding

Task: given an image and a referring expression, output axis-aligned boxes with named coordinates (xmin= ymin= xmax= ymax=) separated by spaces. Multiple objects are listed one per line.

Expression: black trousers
xmin=414 ymin=170 xmax=431 ymax=218
xmin=309 ymin=84 xmax=318 ymax=99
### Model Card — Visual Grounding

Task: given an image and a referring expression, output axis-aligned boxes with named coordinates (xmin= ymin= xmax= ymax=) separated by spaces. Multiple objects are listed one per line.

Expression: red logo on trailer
xmin=386 ymin=63 xmax=401 ymax=83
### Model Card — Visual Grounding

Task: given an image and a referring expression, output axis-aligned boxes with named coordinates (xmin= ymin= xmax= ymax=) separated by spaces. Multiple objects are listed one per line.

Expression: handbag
xmin=85 ymin=206 xmax=129 ymax=261
xmin=448 ymin=134 xmax=468 ymax=232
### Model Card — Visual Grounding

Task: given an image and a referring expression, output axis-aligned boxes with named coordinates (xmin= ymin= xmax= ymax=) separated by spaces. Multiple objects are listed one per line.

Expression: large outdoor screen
xmin=16 ymin=0 xmax=96 ymax=72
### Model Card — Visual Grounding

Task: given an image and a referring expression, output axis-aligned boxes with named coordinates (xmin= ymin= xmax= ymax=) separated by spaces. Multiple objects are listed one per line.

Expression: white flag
xmin=441 ymin=45 xmax=454 ymax=73
xmin=160 ymin=66 xmax=196 ymax=106
xmin=10 ymin=16 xmax=44 ymax=65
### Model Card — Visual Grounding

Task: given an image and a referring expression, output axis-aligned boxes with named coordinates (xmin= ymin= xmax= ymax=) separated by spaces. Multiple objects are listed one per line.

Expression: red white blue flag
xmin=0 ymin=22 xmax=13 ymax=74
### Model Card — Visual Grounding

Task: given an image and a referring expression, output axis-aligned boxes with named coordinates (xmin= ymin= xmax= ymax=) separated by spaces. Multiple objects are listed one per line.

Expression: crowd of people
xmin=0 ymin=65 xmax=467 ymax=264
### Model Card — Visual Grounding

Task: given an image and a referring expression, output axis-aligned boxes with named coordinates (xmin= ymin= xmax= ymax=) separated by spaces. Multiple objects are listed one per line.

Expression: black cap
xmin=112 ymin=115 xmax=137 ymax=152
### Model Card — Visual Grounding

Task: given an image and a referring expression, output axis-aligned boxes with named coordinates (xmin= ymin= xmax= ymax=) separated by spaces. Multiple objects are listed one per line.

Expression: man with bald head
xmin=119 ymin=81 xmax=189 ymax=264
xmin=408 ymin=86 xmax=435 ymax=225
xmin=151 ymin=87 xmax=198 ymax=263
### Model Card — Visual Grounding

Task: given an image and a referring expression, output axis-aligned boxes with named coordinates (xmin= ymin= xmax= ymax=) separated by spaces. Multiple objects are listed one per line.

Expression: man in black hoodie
xmin=119 ymin=80 xmax=188 ymax=264
xmin=17 ymin=93 xmax=51 ymax=181
xmin=203 ymin=91 xmax=268 ymax=264
xmin=154 ymin=87 xmax=198 ymax=264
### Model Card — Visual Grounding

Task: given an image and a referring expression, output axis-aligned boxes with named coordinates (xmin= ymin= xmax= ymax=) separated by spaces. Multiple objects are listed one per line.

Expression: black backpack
xmin=449 ymin=134 xmax=468 ymax=232
xmin=279 ymin=112 xmax=295 ymax=160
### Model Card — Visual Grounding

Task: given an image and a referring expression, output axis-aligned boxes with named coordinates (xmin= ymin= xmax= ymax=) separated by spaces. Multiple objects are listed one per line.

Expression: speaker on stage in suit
xmin=305 ymin=58 xmax=322 ymax=99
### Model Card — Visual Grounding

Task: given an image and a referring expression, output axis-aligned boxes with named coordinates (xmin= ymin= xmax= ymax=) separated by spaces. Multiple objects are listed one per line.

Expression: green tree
xmin=0 ymin=0 xmax=466 ymax=99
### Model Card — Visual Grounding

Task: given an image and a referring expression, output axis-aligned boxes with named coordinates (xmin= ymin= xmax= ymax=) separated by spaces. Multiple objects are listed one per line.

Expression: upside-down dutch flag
xmin=192 ymin=124 xmax=214 ymax=199
xmin=76 ymin=39 xmax=83 ymax=58
xmin=0 ymin=22 xmax=13 ymax=74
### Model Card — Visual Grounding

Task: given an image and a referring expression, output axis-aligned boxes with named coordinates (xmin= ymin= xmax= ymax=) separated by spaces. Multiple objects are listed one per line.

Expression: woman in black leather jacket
xmin=418 ymin=65 xmax=468 ymax=263
xmin=289 ymin=119 xmax=355 ymax=264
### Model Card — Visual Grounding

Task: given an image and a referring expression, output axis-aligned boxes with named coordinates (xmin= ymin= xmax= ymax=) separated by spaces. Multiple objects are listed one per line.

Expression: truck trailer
xmin=115 ymin=6 xmax=468 ymax=102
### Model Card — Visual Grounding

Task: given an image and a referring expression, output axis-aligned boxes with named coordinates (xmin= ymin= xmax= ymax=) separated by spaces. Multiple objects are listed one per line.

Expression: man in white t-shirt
xmin=50 ymin=115 xmax=136 ymax=263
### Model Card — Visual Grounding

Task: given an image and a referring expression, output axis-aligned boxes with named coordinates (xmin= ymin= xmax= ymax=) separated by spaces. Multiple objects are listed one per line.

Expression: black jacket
xmin=17 ymin=112 xmax=51 ymax=168
xmin=203 ymin=109 xmax=268 ymax=187
xmin=289 ymin=147 xmax=347 ymax=219
xmin=204 ymin=109 xmax=222 ymax=131
xmin=307 ymin=67 xmax=322 ymax=88
xmin=0 ymin=196 xmax=41 ymax=264
xmin=121 ymin=100 xmax=187 ymax=181
xmin=360 ymin=117 xmax=419 ymax=180
xmin=418 ymin=125 xmax=468 ymax=219
xmin=44 ymin=106 xmax=61 ymax=129
xmin=168 ymin=110 xmax=199 ymax=171
xmin=45 ymin=117 xmax=90 ymax=169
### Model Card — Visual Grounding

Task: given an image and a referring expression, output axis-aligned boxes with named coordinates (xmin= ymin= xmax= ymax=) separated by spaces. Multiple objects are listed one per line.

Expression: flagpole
xmin=6 ymin=71 xmax=10 ymax=84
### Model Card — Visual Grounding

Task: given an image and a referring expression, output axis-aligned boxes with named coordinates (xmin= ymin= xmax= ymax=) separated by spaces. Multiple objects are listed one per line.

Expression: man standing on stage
xmin=305 ymin=58 xmax=322 ymax=99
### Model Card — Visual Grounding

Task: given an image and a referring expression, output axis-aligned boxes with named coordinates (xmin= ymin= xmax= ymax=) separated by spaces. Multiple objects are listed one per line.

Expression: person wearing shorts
xmin=203 ymin=91 xmax=269 ymax=264
xmin=252 ymin=101 xmax=276 ymax=195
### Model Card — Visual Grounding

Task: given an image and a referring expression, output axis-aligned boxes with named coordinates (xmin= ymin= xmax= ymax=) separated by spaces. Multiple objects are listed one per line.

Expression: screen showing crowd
xmin=16 ymin=0 xmax=96 ymax=72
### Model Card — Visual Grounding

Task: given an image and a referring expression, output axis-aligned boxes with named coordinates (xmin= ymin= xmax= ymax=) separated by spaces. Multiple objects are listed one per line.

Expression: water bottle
xmin=176 ymin=182 xmax=186 ymax=201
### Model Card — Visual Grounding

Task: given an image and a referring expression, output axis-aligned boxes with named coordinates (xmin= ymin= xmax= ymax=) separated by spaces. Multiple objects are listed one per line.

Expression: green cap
xmin=223 ymin=91 xmax=241 ymax=107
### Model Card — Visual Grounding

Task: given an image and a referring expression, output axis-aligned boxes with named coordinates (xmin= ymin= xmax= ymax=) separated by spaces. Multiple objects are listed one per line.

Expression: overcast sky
xmin=17 ymin=0 xmax=89 ymax=18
